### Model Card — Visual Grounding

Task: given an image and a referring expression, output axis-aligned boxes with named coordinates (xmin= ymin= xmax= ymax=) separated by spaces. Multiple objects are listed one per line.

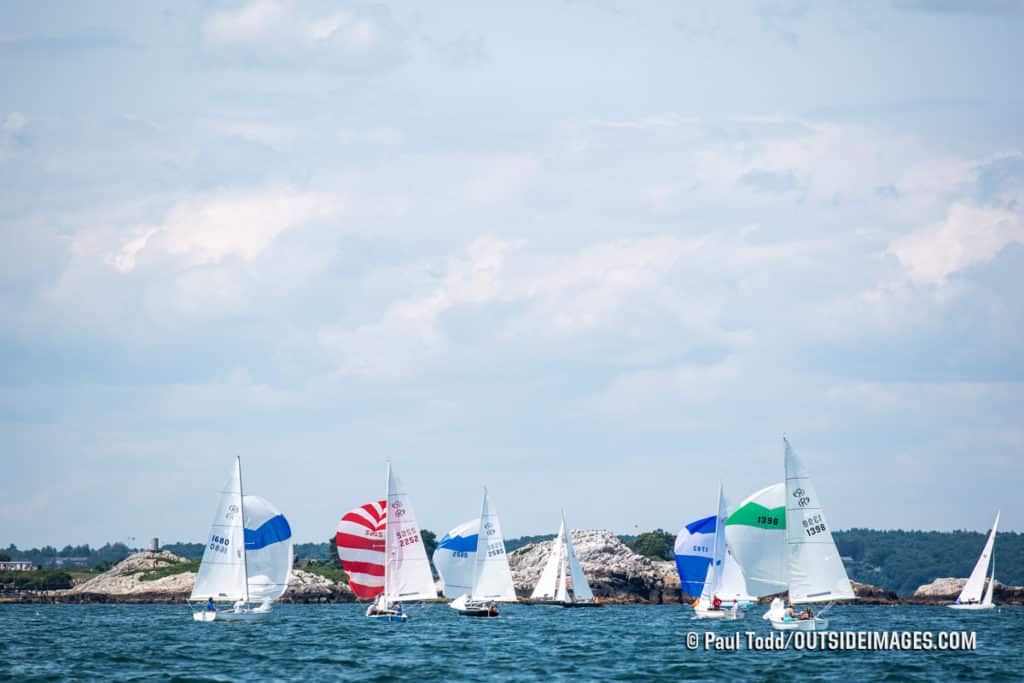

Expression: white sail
xmin=957 ymin=511 xmax=999 ymax=605
xmin=531 ymin=519 xmax=564 ymax=600
xmin=242 ymin=495 xmax=293 ymax=602
xmin=784 ymin=438 xmax=854 ymax=604
xmin=699 ymin=484 xmax=729 ymax=605
xmin=982 ymin=554 xmax=995 ymax=606
xmin=470 ymin=488 xmax=517 ymax=602
xmin=564 ymin=520 xmax=594 ymax=602
xmin=191 ymin=458 xmax=248 ymax=601
xmin=384 ymin=464 xmax=437 ymax=602
xmin=555 ymin=550 xmax=569 ymax=603
xmin=433 ymin=518 xmax=480 ymax=599
xmin=718 ymin=549 xmax=755 ymax=602
xmin=725 ymin=483 xmax=787 ymax=597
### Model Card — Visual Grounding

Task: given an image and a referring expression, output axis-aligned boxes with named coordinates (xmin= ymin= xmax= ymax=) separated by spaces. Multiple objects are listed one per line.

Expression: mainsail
xmin=191 ymin=458 xmax=248 ymax=601
xmin=784 ymin=438 xmax=854 ymax=603
xmin=243 ymin=495 xmax=293 ymax=602
xmin=470 ymin=488 xmax=517 ymax=602
xmin=434 ymin=519 xmax=480 ymax=599
xmin=724 ymin=482 xmax=787 ymax=597
xmin=383 ymin=464 xmax=436 ymax=601
xmin=956 ymin=511 xmax=1000 ymax=605
xmin=336 ymin=501 xmax=386 ymax=599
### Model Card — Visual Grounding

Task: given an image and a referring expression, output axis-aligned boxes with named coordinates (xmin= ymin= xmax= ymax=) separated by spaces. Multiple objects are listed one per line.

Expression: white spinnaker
xmin=784 ymin=439 xmax=854 ymax=604
xmin=191 ymin=458 xmax=248 ymax=601
xmin=384 ymin=464 xmax=437 ymax=602
xmin=957 ymin=511 xmax=999 ymax=604
xmin=700 ymin=484 xmax=729 ymax=604
xmin=470 ymin=489 xmax=517 ymax=602
xmin=725 ymin=483 xmax=787 ymax=597
xmin=564 ymin=519 xmax=594 ymax=602
xmin=243 ymin=495 xmax=293 ymax=602
xmin=531 ymin=519 xmax=564 ymax=600
xmin=433 ymin=518 xmax=480 ymax=599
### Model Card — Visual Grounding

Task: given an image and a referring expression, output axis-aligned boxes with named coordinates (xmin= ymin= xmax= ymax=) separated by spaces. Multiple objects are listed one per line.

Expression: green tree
xmin=0 ymin=552 xmax=10 ymax=562
xmin=420 ymin=529 xmax=437 ymax=560
xmin=630 ymin=529 xmax=675 ymax=560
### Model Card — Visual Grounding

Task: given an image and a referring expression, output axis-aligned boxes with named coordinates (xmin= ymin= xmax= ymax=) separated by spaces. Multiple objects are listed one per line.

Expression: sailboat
xmin=950 ymin=511 xmax=999 ymax=610
xmin=335 ymin=463 xmax=437 ymax=622
xmin=190 ymin=457 xmax=294 ymax=622
xmin=529 ymin=512 xmax=602 ymax=607
xmin=675 ymin=487 xmax=754 ymax=618
xmin=763 ymin=438 xmax=854 ymax=631
xmin=449 ymin=487 xmax=518 ymax=617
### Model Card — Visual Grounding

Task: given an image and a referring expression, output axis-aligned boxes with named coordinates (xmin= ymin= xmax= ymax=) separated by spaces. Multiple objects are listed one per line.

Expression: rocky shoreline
xmin=3 ymin=538 xmax=1020 ymax=606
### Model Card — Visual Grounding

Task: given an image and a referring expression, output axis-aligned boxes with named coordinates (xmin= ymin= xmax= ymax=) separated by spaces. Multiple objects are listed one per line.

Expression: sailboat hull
xmin=560 ymin=601 xmax=603 ymax=608
xmin=193 ymin=609 xmax=272 ymax=622
xmin=694 ymin=606 xmax=743 ymax=620
xmin=769 ymin=617 xmax=828 ymax=631
xmin=948 ymin=604 xmax=994 ymax=611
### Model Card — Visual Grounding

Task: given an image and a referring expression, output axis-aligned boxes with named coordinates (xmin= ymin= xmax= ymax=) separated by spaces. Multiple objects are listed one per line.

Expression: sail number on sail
xmin=208 ymin=535 xmax=231 ymax=553
xmin=396 ymin=528 xmax=421 ymax=547
xmin=756 ymin=515 xmax=781 ymax=527
xmin=486 ymin=543 xmax=505 ymax=558
xmin=803 ymin=514 xmax=826 ymax=536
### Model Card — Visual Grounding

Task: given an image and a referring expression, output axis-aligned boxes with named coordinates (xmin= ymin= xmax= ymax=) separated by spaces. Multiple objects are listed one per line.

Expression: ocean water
xmin=2 ymin=603 xmax=1021 ymax=681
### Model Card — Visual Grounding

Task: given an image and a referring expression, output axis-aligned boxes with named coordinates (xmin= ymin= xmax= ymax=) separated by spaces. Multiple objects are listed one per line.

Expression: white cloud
xmin=888 ymin=202 xmax=1024 ymax=286
xmin=108 ymin=188 xmax=336 ymax=272
xmin=3 ymin=111 xmax=27 ymax=131
xmin=202 ymin=0 xmax=407 ymax=72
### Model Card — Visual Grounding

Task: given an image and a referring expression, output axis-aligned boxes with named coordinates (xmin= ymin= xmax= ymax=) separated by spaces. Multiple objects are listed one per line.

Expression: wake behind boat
xmin=950 ymin=511 xmax=999 ymax=611
xmin=189 ymin=457 xmax=293 ymax=622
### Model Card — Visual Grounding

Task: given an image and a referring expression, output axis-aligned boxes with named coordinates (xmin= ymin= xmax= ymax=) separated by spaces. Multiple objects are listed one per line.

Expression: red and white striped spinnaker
xmin=336 ymin=501 xmax=386 ymax=599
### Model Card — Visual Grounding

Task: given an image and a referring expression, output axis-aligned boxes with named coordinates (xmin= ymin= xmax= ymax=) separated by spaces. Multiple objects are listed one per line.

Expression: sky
xmin=1 ymin=0 xmax=1023 ymax=548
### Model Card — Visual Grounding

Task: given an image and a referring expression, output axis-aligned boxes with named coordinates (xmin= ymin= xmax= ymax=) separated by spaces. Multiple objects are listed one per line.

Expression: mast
xmin=384 ymin=460 xmax=391 ymax=605
xmin=710 ymin=483 xmax=722 ymax=602
xmin=472 ymin=486 xmax=488 ymax=600
xmin=237 ymin=455 xmax=250 ymax=604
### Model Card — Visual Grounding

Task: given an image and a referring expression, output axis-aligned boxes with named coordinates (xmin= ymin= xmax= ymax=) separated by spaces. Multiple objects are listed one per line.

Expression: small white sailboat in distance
xmin=190 ymin=457 xmax=293 ymax=622
xmin=950 ymin=511 xmax=999 ymax=611
xmin=450 ymin=487 xmax=517 ymax=617
xmin=764 ymin=438 xmax=854 ymax=631
xmin=529 ymin=511 xmax=602 ymax=607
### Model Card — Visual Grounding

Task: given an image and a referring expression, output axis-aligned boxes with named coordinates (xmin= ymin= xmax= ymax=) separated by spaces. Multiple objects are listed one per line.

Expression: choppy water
xmin=2 ymin=603 xmax=1021 ymax=681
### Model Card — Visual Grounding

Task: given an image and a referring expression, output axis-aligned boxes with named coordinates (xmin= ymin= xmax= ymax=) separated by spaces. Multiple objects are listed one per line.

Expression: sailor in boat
xmin=710 ymin=595 xmax=723 ymax=611
xmin=233 ymin=599 xmax=249 ymax=614
xmin=205 ymin=598 xmax=217 ymax=613
xmin=394 ymin=603 xmax=404 ymax=619
xmin=488 ymin=601 xmax=498 ymax=617
xmin=798 ymin=607 xmax=813 ymax=621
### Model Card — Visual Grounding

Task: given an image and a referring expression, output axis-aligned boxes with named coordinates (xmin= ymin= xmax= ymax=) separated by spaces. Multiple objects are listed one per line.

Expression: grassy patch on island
xmin=136 ymin=559 xmax=201 ymax=582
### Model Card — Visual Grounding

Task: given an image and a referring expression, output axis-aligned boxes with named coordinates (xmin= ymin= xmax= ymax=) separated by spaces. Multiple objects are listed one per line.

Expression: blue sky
xmin=2 ymin=0 xmax=1022 ymax=547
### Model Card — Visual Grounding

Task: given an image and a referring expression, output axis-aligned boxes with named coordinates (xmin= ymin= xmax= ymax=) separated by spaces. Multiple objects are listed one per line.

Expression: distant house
xmin=53 ymin=557 xmax=89 ymax=567
xmin=0 ymin=561 xmax=33 ymax=571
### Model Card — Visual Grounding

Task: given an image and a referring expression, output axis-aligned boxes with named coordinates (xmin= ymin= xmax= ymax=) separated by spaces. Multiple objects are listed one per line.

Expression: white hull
xmin=450 ymin=594 xmax=500 ymax=617
xmin=948 ymin=603 xmax=994 ymax=611
xmin=366 ymin=602 xmax=408 ymax=621
xmin=694 ymin=606 xmax=743 ymax=620
xmin=193 ymin=607 xmax=272 ymax=622
xmin=769 ymin=617 xmax=828 ymax=631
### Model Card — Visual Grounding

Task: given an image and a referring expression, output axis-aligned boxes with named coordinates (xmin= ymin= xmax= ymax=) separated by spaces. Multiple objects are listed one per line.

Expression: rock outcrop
xmin=509 ymin=530 xmax=681 ymax=603
xmin=53 ymin=551 xmax=353 ymax=603
xmin=907 ymin=577 xmax=1024 ymax=605
xmin=69 ymin=551 xmax=195 ymax=602
xmin=851 ymin=581 xmax=899 ymax=604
